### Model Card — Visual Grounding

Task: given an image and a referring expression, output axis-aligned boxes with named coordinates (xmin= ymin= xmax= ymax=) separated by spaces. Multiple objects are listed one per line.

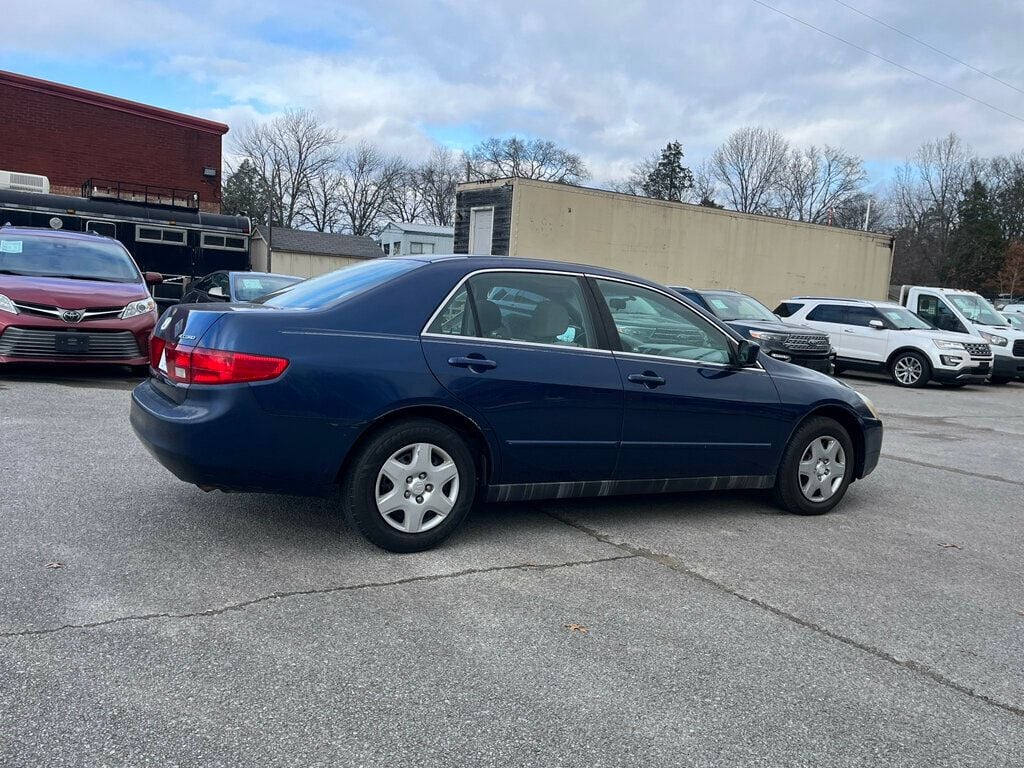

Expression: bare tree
xmin=337 ymin=142 xmax=406 ymax=237
xmin=465 ymin=136 xmax=589 ymax=184
xmin=384 ymin=166 xmax=427 ymax=225
xmin=709 ymin=127 xmax=789 ymax=213
xmin=418 ymin=146 xmax=462 ymax=226
xmin=777 ymin=145 xmax=867 ymax=223
xmin=299 ymin=168 xmax=346 ymax=232
xmin=233 ymin=109 xmax=341 ymax=228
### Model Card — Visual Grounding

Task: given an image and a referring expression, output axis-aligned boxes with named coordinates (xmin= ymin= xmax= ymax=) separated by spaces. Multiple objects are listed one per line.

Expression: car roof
xmin=394 ymin=254 xmax=674 ymax=286
xmin=787 ymin=296 xmax=874 ymax=306
xmin=0 ymin=225 xmax=114 ymax=243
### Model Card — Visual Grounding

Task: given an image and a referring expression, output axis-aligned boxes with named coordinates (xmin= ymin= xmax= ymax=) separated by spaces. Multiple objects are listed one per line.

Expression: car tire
xmin=890 ymin=351 xmax=930 ymax=388
xmin=989 ymin=376 xmax=1011 ymax=385
xmin=773 ymin=417 xmax=854 ymax=516
xmin=341 ymin=419 xmax=477 ymax=553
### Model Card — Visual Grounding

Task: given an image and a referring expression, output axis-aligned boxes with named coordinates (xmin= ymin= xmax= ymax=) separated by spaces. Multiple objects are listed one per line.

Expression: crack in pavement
xmin=0 ymin=553 xmax=636 ymax=640
xmin=881 ymin=454 xmax=1024 ymax=487
xmin=545 ymin=511 xmax=1024 ymax=720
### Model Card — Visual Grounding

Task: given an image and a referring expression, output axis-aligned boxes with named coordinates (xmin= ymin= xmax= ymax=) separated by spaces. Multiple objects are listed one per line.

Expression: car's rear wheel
xmin=890 ymin=351 xmax=930 ymax=388
xmin=774 ymin=417 xmax=854 ymax=516
xmin=342 ymin=419 xmax=477 ymax=553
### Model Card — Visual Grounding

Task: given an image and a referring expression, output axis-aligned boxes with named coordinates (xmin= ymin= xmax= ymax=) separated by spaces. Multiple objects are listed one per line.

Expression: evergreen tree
xmin=641 ymin=141 xmax=694 ymax=202
xmin=946 ymin=181 xmax=1006 ymax=291
xmin=221 ymin=160 xmax=271 ymax=223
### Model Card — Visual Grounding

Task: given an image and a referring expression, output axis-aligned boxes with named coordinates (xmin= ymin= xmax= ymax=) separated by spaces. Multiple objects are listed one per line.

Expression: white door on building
xmin=469 ymin=207 xmax=494 ymax=255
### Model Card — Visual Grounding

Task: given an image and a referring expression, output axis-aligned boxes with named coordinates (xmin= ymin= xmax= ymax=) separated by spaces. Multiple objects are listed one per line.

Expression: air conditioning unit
xmin=0 ymin=170 xmax=50 ymax=194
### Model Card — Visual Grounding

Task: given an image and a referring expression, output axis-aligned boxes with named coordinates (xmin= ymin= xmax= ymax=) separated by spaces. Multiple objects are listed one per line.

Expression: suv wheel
xmin=342 ymin=419 xmax=477 ymax=553
xmin=774 ymin=417 xmax=854 ymax=516
xmin=891 ymin=351 xmax=930 ymax=388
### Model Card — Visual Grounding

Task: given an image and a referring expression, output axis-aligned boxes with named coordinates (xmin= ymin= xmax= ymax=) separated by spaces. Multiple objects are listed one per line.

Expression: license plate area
xmin=55 ymin=333 xmax=90 ymax=354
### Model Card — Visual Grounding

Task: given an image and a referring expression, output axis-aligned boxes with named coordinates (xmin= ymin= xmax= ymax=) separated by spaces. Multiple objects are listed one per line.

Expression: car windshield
xmin=948 ymin=294 xmax=1007 ymax=326
xmin=1004 ymin=313 xmax=1024 ymax=329
xmin=702 ymin=292 xmax=777 ymax=322
xmin=257 ymin=258 xmax=421 ymax=309
xmin=233 ymin=274 xmax=303 ymax=302
xmin=0 ymin=234 xmax=141 ymax=283
xmin=879 ymin=307 xmax=932 ymax=330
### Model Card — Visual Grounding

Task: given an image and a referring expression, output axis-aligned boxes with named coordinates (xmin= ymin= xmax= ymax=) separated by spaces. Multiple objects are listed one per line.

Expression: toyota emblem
xmin=61 ymin=309 xmax=84 ymax=323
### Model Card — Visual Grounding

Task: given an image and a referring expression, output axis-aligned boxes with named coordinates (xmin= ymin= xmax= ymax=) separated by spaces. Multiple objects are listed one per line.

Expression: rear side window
xmin=774 ymin=302 xmax=803 ymax=318
xmin=806 ymin=304 xmax=847 ymax=324
xmin=259 ymin=259 xmax=420 ymax=309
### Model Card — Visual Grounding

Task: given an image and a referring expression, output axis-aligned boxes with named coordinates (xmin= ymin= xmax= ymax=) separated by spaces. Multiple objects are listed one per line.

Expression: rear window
xmin=257 ymin=259 xmax=420 ymax=309
xmin=806 ymin=304 xmax=847 ymax=324
xmin=774 ymin=302 xmax=804 ymax=318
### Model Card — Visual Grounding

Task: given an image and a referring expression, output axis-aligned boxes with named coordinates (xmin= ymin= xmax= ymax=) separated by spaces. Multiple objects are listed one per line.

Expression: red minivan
xmin=0 ymin=227 xmax=162 ymax=371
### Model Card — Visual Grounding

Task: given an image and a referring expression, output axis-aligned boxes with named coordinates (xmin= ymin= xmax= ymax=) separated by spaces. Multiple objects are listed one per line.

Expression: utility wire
xmin=833 ymin=0 xmax=1024 ymax=97
xmin=749 ymin=0 xmax=1024 ymax=125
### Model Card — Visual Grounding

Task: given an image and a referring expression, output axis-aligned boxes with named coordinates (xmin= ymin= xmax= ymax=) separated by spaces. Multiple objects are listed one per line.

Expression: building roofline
xmin=0 ymin=69 xmax=229 ymax=135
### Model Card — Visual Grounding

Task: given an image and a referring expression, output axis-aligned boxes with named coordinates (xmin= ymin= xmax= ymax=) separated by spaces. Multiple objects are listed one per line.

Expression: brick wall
xmin=0 ymin=72 xmax=227 ymax=210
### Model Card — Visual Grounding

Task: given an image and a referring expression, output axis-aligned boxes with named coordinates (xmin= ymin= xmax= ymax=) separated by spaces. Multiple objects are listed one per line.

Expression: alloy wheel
xmin=375 ymin=442 xmax=460 ymax=534
xmin=893 ymin=356 xmax=923 ymax=385
xmin=798 ymin=436 xmax=846 ymax=502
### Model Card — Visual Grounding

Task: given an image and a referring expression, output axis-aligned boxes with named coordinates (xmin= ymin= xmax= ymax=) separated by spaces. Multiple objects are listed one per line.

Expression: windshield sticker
xmin=241 ymin=278 xmax=264 ymax=289
xmin=710 ymin=299 xmax=729 ymax=310
xmin=0 ymin=240 xmax=23 ymax=253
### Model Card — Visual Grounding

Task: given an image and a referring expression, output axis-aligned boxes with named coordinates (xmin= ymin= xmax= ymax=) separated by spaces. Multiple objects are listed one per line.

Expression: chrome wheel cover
xmin=375 ymin=443 xmax=459 ymax=534
xmin=893 ymin=356 xmax=923 ymax=385
xmin=798 ymin=436 xmax=846 ymax=502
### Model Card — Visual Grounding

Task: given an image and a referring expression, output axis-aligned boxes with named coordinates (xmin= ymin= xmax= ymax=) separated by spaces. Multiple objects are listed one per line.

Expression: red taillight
xmin=149 ymin=336 xmax=166 ymax=370
xmin=154 ymin=342 xmax=288 ymax=385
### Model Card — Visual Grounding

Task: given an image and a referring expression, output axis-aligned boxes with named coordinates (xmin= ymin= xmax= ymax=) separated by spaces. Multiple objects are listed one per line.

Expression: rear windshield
xmin=0 ymin=234 xmax=141 ymax=283
xmin=257 ymin=259 xmax=421 ymax=309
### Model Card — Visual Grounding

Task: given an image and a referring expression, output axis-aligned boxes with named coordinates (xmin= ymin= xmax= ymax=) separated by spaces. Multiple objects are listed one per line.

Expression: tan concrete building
xmin=251 ymin=226 xmax=382 ymax=278
xmin=454 ymin=178 xmax=894 ymax=308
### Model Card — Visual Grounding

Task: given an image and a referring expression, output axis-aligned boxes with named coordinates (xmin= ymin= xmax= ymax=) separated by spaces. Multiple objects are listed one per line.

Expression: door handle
xmin=448 ymin=355 xmax=497 ymax=371
xmin=627 ymin=371 xmax=666 ymax=388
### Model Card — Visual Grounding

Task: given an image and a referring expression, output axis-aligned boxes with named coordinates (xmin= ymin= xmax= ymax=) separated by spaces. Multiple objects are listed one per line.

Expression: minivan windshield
xmin=0 ymin=234 xmax=142 ymax=283
xmin=257 ymin=258 xmax=421 ymax=309
xmin=702 ymin=291 xmax=778 ymax=322
xmin=948 ymin=294 xmax=1007 ymax=326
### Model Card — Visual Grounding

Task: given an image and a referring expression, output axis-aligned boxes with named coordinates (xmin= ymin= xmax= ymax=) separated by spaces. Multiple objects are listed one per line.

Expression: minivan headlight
xmin=0 ymin=293 xmax=18 ymax=315
xmin=979 ymin=331 xmax=1008 ymax=347
xmin=933 ymin=339 xmax=965 ymax=350
xmin=121 ymin=297 xmax=157 ymax=319
xmin=749 ymin=330 xmax=788 ymax=343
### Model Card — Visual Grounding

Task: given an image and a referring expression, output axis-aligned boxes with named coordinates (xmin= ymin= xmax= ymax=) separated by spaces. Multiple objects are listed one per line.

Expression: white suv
xmin=774 ymin=297 xmax=993 ymax=388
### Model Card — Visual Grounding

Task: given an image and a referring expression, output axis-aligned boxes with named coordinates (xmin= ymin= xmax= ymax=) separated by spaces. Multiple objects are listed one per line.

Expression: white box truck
xmin=899 ymin=286 xmax=1024 ymax=384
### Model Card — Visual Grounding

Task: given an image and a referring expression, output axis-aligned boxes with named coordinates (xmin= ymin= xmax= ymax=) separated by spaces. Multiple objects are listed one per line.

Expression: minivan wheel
xmin=342 ymin=419 xmax=477 ymax=553
xmin=891 ymin=351 xmax=930 ymax=388
xmin=774 ymin=417 xmax=854 ymax=516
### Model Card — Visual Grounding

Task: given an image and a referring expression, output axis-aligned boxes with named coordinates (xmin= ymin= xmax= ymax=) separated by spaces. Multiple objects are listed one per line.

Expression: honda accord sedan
xmin=131 ymin=255 xmax=883 ymax=552
xmin=0 ymin=226 xmax=161 ymax=370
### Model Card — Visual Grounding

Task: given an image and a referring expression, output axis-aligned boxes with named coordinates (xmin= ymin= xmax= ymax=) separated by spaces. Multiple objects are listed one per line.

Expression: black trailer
xmin=0 ymin=188 xmax=251 ymax=307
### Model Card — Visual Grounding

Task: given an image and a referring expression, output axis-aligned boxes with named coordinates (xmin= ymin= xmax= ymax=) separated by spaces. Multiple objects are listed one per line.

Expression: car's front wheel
xmin=890 ymin=351 xmax=930 ymax=388
xmin=342 ymin=419 xmax=477 ymax=553
xmin=774 ymin=417 xmax=854 ymax=516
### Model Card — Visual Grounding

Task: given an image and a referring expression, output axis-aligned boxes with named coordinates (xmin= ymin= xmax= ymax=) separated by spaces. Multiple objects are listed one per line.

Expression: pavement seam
xmin=0 ymin=553 xmax=636 ymax=640
xmin=880 ymin=454 xmax=1024 ymax=487
xmin=546 ymin=511 xmax=1024 ymax=720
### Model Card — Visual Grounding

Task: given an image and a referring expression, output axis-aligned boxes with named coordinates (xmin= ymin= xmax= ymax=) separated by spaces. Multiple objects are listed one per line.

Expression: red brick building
xmin=0 ymin=70 xmax=228 ymax=212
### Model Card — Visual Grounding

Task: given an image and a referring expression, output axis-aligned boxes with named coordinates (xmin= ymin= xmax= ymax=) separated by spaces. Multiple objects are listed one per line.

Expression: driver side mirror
xmin=144 ymin=272 xmax=164 ymax=285
xmin=868 ymin=319 xmax=885 ymax=329
xmin=736 ymin=339 xmax=760 ymax=367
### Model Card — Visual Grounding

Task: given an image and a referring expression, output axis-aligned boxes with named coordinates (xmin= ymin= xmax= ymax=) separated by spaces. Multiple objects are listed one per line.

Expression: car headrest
xmin=476 ymin=299 xmax=503 ymax=335
xmin=528 ymin=301 xmax=571 ymax=339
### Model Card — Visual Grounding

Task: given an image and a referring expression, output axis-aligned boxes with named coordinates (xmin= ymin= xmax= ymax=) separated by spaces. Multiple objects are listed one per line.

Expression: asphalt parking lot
xmin=2 ymin=366 xmax=1023 ymax=767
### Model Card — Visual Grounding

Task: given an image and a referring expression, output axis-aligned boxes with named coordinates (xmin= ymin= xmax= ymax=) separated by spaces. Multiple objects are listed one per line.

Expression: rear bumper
xmin=859 ymin=418 xmax=883 ymax=479
xmin=130 ymin=379 xmax=357 ymax=495
xmin=0 ymin=312 xmax=154 ymax=366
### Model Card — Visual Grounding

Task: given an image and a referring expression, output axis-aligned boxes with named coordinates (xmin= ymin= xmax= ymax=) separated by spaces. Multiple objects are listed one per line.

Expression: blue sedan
xmin=131 ymin=255 xmax=883 ymax=552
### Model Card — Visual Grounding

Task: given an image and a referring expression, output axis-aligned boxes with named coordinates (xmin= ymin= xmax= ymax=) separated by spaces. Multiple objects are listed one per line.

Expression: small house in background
xmin=251 ymin=226 xmax=382 ymax=278
xmin=377 ymin=221 xmax=454 ymax=257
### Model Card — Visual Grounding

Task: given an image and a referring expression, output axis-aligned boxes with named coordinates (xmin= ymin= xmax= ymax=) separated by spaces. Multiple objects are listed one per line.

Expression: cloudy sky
xmin=3 ymin=0 xmax=1022 ymax=186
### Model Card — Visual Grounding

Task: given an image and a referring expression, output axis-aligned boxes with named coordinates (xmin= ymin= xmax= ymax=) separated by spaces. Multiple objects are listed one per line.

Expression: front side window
xmin=916 ymin=295 xmax=967 ymax=333
xmin=844 ymin=307 xmax=885 ymax=328
xmin=428 ymin=271 xmax=597 ymax=349
xmin=0 ymin=234 xmax=141 ymax=283
xmin=595 ymin=279 xmax=731 ymax=364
